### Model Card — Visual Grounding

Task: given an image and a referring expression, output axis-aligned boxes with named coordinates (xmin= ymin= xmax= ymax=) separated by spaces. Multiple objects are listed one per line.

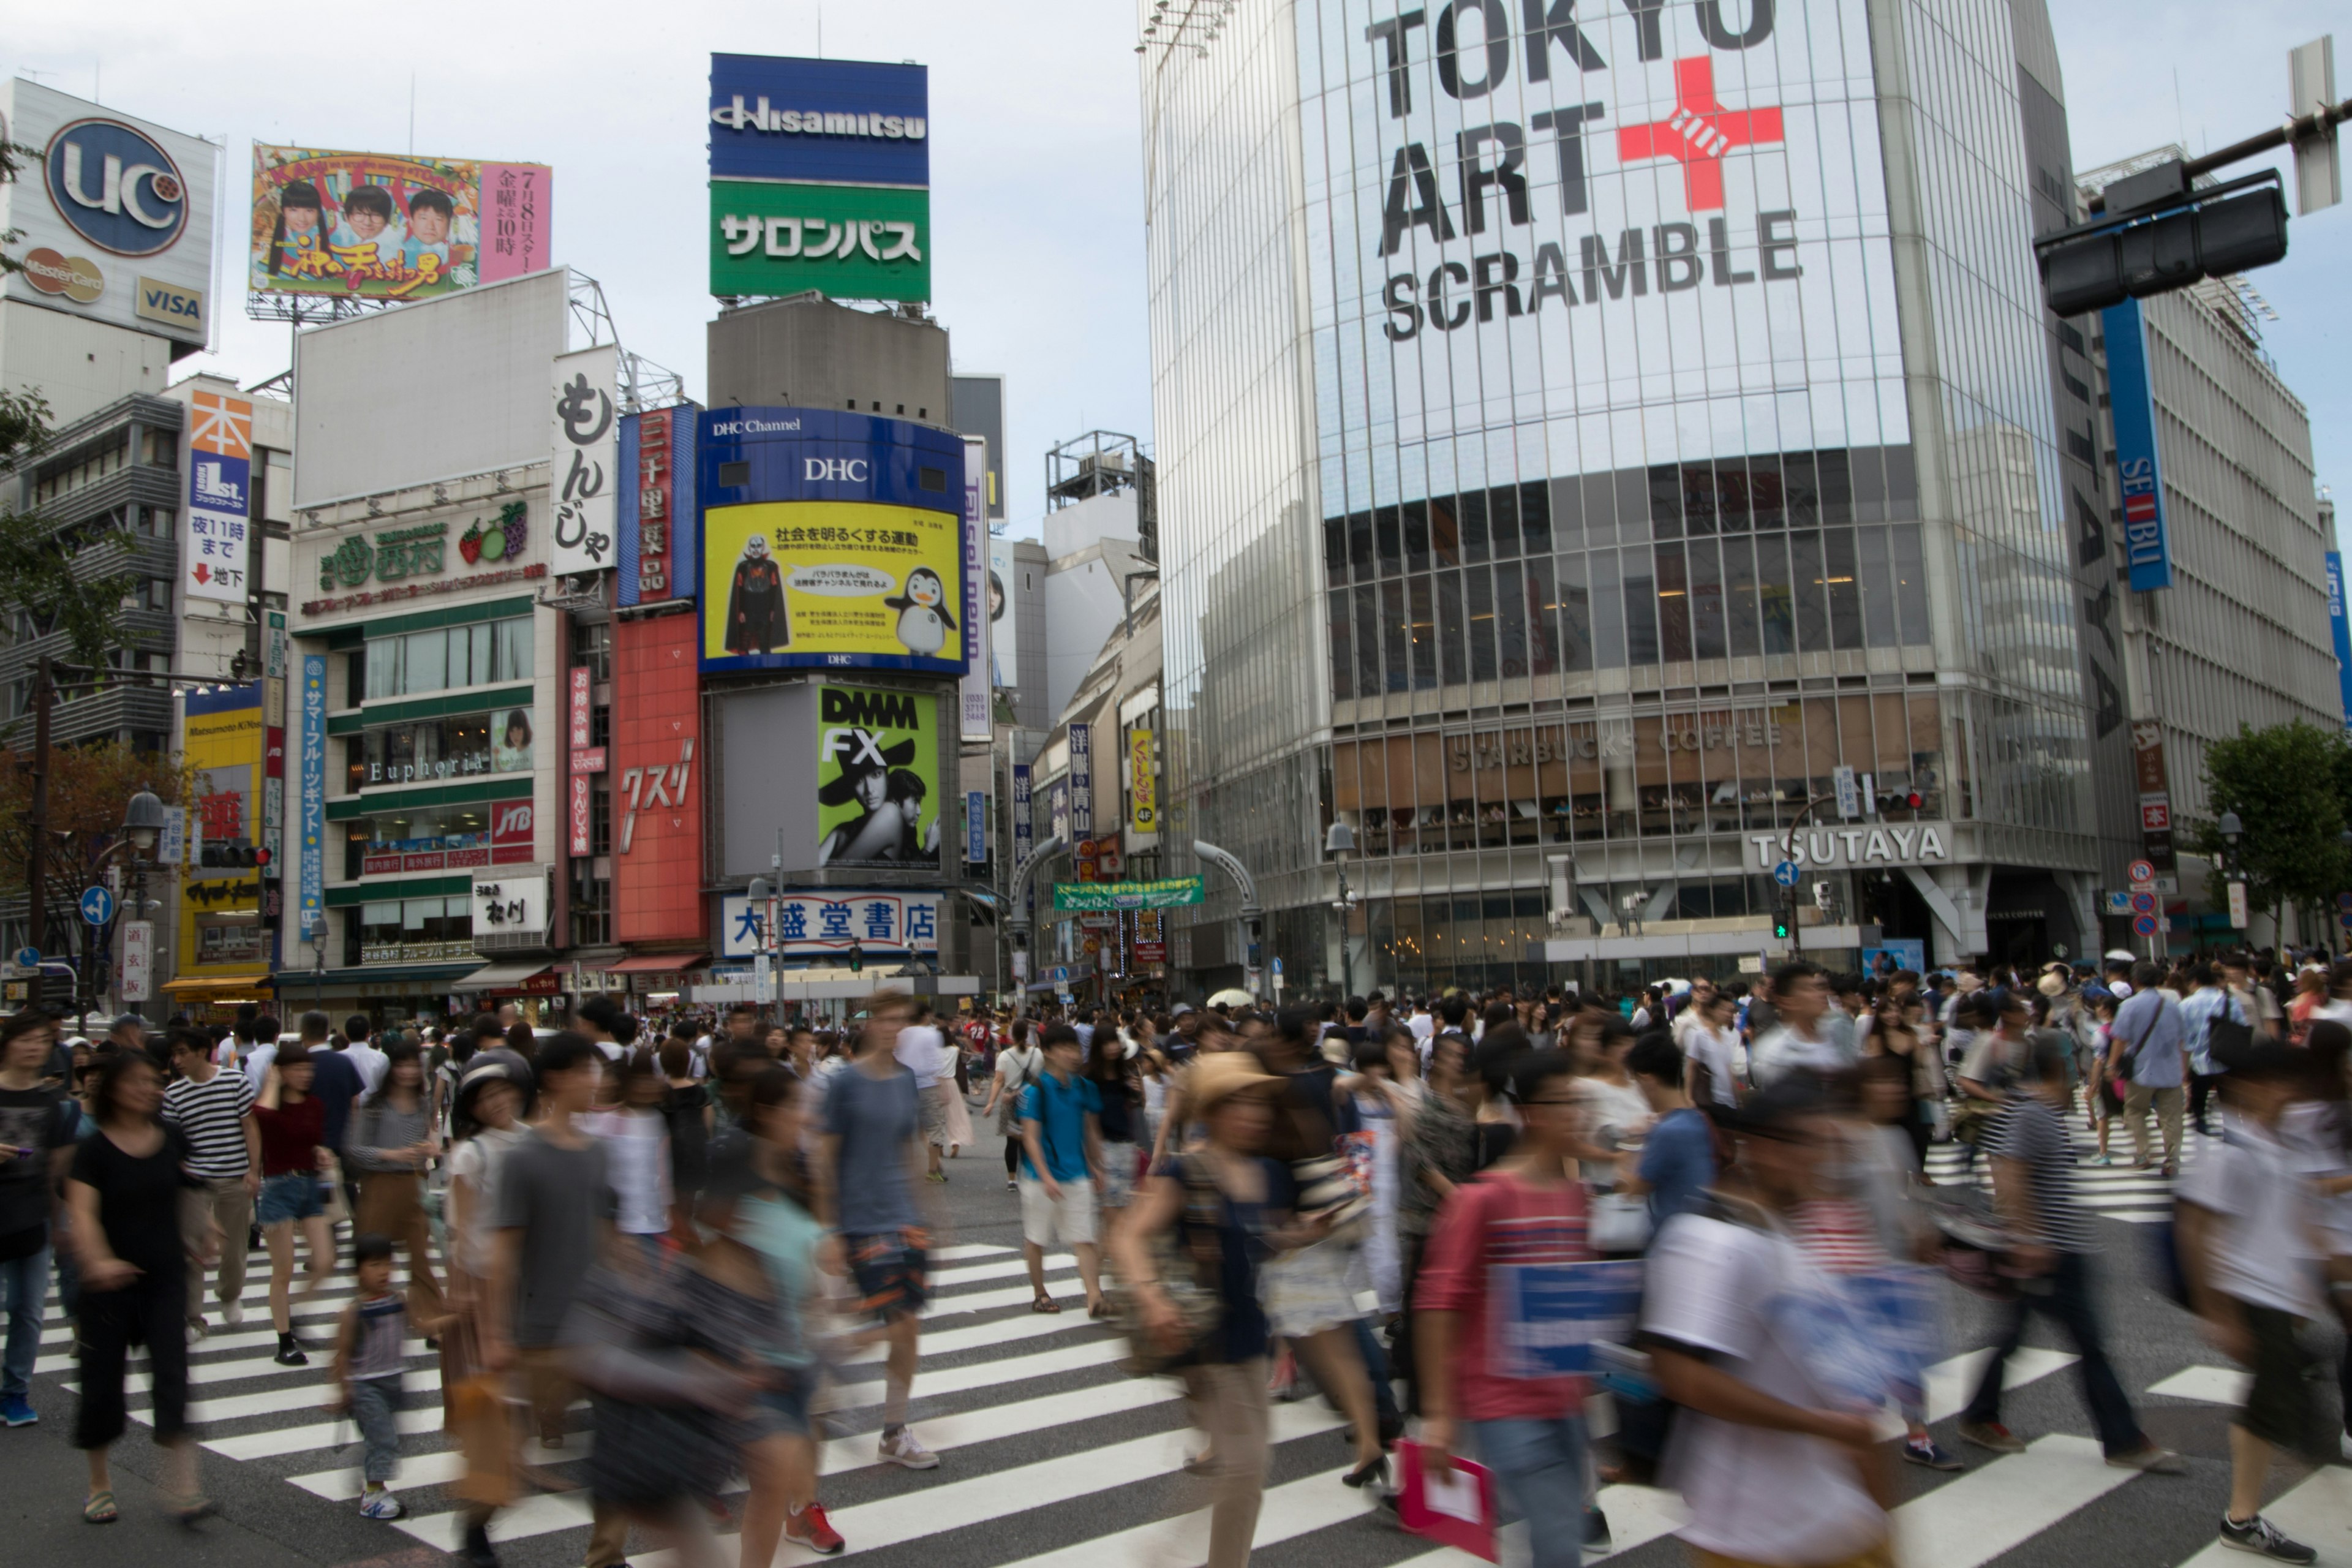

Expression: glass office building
xmin=1145 ymin=0 xmax=2103 ymax=992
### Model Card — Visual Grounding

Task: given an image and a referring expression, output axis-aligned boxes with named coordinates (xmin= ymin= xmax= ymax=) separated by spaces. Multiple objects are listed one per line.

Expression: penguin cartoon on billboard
xmin=725 ymin=534 xmax=788 ymax=654
xmin=882 ymin=565 xmax=956 ymax=657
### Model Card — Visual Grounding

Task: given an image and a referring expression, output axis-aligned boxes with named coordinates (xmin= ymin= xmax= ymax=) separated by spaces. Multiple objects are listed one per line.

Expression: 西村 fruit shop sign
xmin=317 ymin=502 xmax=529 ymax=590
xmin=302 ymin=501 xmax=545 ymax=614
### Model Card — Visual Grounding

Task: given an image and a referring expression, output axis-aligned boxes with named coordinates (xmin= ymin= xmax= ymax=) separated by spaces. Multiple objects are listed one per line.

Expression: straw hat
xmin=1186 ymin=1052 xmax=1280 ymax=1118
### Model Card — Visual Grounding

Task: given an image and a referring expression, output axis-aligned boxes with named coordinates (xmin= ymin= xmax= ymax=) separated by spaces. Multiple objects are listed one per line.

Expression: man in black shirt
xmin=1 ymin=1010 xmax=80 ymax=1426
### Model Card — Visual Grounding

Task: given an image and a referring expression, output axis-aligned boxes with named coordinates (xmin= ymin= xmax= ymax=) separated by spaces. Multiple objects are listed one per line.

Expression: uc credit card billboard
xmin=698 ymin=408 xmax=968 ymax=676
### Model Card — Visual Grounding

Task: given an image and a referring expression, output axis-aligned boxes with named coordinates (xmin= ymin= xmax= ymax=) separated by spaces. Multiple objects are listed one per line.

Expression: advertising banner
xmin=0 ymin=81 xmax=216 ymax=347
xmin=987 ymin=536 xmax=1017 ymax=688
xmin=184 ymin=391 xmax=252 ymax=603
xmin=1011 ymin=763 xmax=1033 ymax=868
xmin=473 ymin=869 xmax=549 ymax=941
xmin=1128 ymin=726 xmax=1158 ymax=833
xmin=181 ymin=685 xmax=265 ymax=976
xmin=1301 ymin=0 xmax=1907 ymax=516
xmin=721 ymin=890 xmax=941 ymax=958
xmin=2326 ymin=552 xmax=2352 ymax=733
xmin=697 ymin=409 xmax=968 ymax=676
xmin=966 ymin=788 xmax=987 ymax=864
xmin=249 ymin=144 xmax=549 ymax=301
xmin=709 ymin=55 xmax=931 ymax=187
xmin=816 ymin=684 xmax=940 ymax=869
xmin=298 ymin=655 xmax=326 ymax=940
xmin=709 ymin=179 xmax=930 ymax=303
xmin=960 ymin=434 xmax=992 ymax=741
xmin=2102 ymin=296 xmax=2172 ymax=593
xmin=119 ymin=921 xmax=152 ymax=1003
xmin=1069 ymin=723 xmax=1093 ymax=838
xmin=619 ymin=404 xmax=698 ymax=606
xmin=614 ymin=613 xmax=704 ymax=943
xmin=1053 ymin=876 xmax=1205 ymax=912
xmin=2130 ymin=719 xmax=2177 ymax=873
xmin=551 ymin=345 xmax=620 ymax=577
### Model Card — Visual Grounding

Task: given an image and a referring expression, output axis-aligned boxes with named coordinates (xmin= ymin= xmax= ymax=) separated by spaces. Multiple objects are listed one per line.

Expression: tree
xmin=2193 ymin=720 xmax=2351 ymax=941
xmin=0 ymin=742 xmax=189 ymax=1009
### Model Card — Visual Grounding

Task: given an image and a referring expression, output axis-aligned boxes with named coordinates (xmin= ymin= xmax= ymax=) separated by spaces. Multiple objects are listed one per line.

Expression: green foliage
xmin=1 ymin=135 xmax=35 ymax=277
xmin=2192 ymin=721 xmax=2351 ymax=921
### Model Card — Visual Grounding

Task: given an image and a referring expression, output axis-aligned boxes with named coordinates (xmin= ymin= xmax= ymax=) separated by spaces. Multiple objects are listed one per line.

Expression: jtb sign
xmin=2101 ymin=296 xmax=2172 ymax=592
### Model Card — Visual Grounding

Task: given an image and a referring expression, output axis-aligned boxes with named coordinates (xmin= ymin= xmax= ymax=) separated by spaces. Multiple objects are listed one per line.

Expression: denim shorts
xmin=256 ymin=1171 xmax=323 ymax=1226
xmin=744 ymin=1373 xmax=812 ymax=1441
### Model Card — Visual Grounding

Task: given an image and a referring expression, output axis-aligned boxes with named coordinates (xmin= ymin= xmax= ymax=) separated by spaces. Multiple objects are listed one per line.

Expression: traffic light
xmin=1875 ymin=788 xmax=1925 ymax=814
xmin=1773 ymin=908 xmax=1792 ymax=941
xmin=847 ymin=941 xmax=864 ymax=975
xmin=2036 ymin=162 xmax=2288 ymax=317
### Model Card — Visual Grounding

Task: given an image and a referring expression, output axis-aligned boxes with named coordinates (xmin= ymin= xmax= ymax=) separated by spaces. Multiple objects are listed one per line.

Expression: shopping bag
xmin=1394 ymin=1439 xmax=1498 ymax=1562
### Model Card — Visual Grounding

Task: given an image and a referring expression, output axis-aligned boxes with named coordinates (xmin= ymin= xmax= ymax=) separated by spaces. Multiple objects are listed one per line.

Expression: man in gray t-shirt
xmin=820 ymin=992 xmax=941 ymax=1472
xmin=479 ymin=1034 xmax=625 ymax=1568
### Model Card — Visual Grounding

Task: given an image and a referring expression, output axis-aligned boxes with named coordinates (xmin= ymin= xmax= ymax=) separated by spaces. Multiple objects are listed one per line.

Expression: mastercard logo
xmin=23 ymin=247 xmax=104 ymax=304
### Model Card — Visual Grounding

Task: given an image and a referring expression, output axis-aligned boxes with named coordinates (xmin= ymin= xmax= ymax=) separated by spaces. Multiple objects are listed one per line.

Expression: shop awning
xmin=451 ymin=960 xmax=555 ymax=992
xmin=607 ymin=952 xmax=710 ymax=974
xmin=271 ymin=962 xmax=486 ymax=989
xmin=162 ymin=972 xmax=275 ymax=994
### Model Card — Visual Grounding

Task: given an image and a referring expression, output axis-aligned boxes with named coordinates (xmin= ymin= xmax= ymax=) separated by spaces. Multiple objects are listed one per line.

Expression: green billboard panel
xmin=710 ymin=179 xmax=930 ymax=303
xmin=1052 ymin=876 xmax=1205 ymax=912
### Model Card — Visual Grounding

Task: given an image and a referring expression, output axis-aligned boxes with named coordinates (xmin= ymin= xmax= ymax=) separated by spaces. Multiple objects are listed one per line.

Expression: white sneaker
xmin=878 ymin=1429 xmax=940 ymax=1469
xmin=220 ymin=1298 xmax=244 ymax=1329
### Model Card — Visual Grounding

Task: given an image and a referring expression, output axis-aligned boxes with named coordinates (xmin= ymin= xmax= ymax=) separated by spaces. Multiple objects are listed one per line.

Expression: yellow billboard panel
xmin=701 ymin=499 xmax=964 ymax=671
xmin=179 ymin=687 xmax=266 ymax=978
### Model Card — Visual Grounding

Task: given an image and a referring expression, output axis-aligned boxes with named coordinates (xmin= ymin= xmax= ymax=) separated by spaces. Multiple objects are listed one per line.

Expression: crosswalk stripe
xmin=933 ymin=1243 xmax=1017 ymax=1260
xmin=2144 ymin=1365 xmax=2248 ymax=1406
xmin=208 ymin=1402 xmax=448 ymax=1461
xmin=1865 ymin=1346 xmax=2079 ymax=1439
xmin=831 ymin=1336 xmax=1131 ymax=1404
xmin=164 ymin=1367 xmax=445 ymax=1426
xmin=929 ymin=1251 xmax=1074 ymax=1288
xmin=840 ymin=1306 xmax=1107 ymax=1365
xmin=54 ymin=1338 xmax=429 ymax=1389
xmin=291 ymin=1437 xmax=589 ymax=1501
xmin=993 ymin=1464 xmax=1368 ymax=1568
xmin=1891 ymin=1434 xmax=2147 ymax=1568
xmin=405 ymin=1396 xmax=1349 ymax=1556
xmin=2171 ymin=1466 xmax=2352 ymax=1568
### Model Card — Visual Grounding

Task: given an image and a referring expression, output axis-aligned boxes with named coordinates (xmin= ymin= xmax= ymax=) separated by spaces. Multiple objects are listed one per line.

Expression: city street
xmin=6 ymin=1117 xmax=2346 ymax=1568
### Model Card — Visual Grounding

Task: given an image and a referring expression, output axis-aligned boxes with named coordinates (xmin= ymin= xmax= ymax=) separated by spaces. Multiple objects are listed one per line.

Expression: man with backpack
xmin=2177 ymin=963 xmax=2249 ymax=1137
xmin=2106 ymin=961 xmax=2188 ymax=1176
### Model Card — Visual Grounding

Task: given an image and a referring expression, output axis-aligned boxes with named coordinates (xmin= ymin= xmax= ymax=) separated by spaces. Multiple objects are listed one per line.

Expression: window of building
xmin=345 ymin=802 xmax=496 ymax=878
xmin=363 ymin=615 xmax=533 ymax=699
xmin=571 ymin=620 xmax=611 ymax=682
xmin=355 ymin=896 xmax=472 ymax=963
xmin=345 ymin=707 xmax=535 ymax=790
xmin=590 ymin=777 xmax=612 ymax=854
xmin=31 ymin=430 xmax=129 ymax=507
xmin=570 ymin=867 xmax=610 ymax=946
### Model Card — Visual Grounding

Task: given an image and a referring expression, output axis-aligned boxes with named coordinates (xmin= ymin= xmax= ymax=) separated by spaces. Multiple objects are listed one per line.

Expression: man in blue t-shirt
xmin=1017 ymin=1024 xmax=1104 ymax=1315
xmin=1621 ymin=1033 xmax=1714 ymax=1227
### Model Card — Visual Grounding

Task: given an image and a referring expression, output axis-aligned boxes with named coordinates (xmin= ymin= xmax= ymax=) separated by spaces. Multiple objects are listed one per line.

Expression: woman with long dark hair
xmin=67 ymin=1050 xmax=209 ymax=1522
xmin=263 ymin=179 xmax=328 ymax=279
xmin=347 ymin=1039 xmax=443 ymax=1321
xmin=1085 ymin=1031 xmax=1142 ymax=1227
xmin=254 ymin=1047 xmax=335 ymax=1366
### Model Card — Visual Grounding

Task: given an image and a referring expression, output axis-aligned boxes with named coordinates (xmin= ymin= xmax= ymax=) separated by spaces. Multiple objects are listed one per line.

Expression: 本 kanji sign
xmin=550 ymin=345 xmax=619 ymax=576
xmin=185 ymin=390 xmax=252 ymax=603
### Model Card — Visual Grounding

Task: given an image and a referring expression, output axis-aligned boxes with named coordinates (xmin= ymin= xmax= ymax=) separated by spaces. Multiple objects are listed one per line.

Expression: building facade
xmin=1144 ymin=0 xmax=2110 ymax=993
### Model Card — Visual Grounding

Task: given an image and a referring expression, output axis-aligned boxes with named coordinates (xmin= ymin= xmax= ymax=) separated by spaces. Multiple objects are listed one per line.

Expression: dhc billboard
xmin=696 ymin=408 xmax=968 ymax=677
xmin=2101 ymin=296 xmax=2172 ymax=594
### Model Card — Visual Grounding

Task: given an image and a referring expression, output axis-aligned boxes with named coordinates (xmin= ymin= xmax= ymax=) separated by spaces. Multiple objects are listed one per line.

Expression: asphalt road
xmin=6 ymin=1118 xmax=2347 ymax=1568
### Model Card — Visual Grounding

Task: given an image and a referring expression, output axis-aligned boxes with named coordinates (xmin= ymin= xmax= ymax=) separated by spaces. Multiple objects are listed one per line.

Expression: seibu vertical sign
xmin=612 ymin=613 xmax=703 ymax=943
xmin=2102 ymin=296 xmax=2172 ymax=592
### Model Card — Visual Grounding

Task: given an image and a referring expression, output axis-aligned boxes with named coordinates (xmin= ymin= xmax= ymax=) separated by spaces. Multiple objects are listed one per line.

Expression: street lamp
xmin=1325 ymin=821 xmax=1357 ymax=1001
xmin=748 ymin=876 xmax=772 ymax=1019
xmin=121 ymin=788 xmax=165 ymax=852
xmin=2217 ymin=810 xmax=2246 ymax=937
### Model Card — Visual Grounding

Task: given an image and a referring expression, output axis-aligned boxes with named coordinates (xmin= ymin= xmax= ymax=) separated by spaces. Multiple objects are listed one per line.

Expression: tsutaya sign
xmin=1749 ymin=823 xmax=1953 ymax=872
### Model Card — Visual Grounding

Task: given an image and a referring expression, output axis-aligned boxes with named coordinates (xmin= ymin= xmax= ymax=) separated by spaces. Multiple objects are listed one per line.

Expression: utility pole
xmin=25 ymin=656 xmax=51 ymax=1003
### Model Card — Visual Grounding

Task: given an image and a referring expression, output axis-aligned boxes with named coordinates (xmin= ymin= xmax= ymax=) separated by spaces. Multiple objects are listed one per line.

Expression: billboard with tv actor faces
xmin=251 ymin=144 xmax=550 ymax=301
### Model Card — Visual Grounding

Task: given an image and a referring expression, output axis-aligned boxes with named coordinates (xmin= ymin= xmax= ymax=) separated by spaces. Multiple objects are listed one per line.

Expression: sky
xmin=3 ymin=0 xmax=2343 ymax=539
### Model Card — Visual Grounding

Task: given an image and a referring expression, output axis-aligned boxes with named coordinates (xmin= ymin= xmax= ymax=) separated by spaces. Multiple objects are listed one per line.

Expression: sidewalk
xmin=0 ymin=1415 xmax=333 ymax=1568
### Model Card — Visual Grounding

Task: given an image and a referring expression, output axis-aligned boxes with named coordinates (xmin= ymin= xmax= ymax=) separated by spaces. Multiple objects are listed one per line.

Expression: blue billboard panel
xmin=2101 ymin=296 xmax=2171 ymax=593
xmin=696 ymin=407 xmax=968 ymax=676
xmin=2328 ymin=551 xmax=2352 ymax=734
xmin=709 ymin=55 xmax=930 ymax=189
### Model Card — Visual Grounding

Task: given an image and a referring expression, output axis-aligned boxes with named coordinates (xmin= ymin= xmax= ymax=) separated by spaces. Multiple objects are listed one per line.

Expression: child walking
xmin=333 ymin=1232 xmax=450 ymax=1521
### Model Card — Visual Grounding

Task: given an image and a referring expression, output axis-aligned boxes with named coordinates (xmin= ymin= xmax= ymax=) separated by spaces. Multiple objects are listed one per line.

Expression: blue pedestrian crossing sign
xmin=1772 ymin=860 xmax=1801 ymax=889
xmin=80 ymin=886 xmax=114 ymax=927
xmin=12 ymin=946 xmax=37 ymax=969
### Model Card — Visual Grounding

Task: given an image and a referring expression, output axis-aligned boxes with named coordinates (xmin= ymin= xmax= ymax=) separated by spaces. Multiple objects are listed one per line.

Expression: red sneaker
xmin=785 ymin=1500 xmax=845 ymax=1556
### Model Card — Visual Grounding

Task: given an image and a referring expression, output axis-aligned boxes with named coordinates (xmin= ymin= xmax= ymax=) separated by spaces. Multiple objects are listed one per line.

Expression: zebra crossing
xmin=1921 ymin=1115 xmax=2221 ymax=1224
xmin=20 ymin=1205 xmax=2339 ymax=1568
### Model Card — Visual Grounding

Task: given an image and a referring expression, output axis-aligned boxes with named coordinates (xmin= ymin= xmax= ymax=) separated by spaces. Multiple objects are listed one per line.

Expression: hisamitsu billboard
xmin=709 ymin=55 xmax=930 ymax=188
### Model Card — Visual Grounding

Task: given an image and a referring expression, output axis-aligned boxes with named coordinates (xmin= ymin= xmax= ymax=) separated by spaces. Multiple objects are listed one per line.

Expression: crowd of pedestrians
xmin=0 ymin=949 xmax=2345 ymax=1567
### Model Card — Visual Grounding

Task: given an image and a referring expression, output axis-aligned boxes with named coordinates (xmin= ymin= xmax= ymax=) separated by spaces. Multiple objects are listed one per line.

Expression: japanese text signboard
xmin=251 ymin=144 xmax=548 ymax=302
xmin=184 ymin=391 xmax=252 ymax=603
xmin=720 ymin=890 xmax=941 ymax=958
xmin=551 ymin=345 xmax=619 ymax=577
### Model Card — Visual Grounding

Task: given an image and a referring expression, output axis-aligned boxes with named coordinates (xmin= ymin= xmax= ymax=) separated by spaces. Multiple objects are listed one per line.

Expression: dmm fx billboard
xmin=698 ymin=409 xmax=969 ymax=676
xmin=2101 ymin=296 xmax=2172 ymax=592
xmin=817 ymin=684 xmax=941 ymax=869
xmin=1308 ymin=0 xmax=1907 ymax=496
xmin=0 ymin=81 xmax=216 ymax=348
xmin=181 ymin=685 xmax=266 ymax=974
xmin=709 ymin=55 xmax=930 ymax=302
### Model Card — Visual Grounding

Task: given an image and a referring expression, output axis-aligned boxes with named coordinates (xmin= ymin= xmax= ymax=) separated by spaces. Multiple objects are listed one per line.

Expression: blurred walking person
xmin=346 ymin=1039 xmax=446 ymax=1322
xmin=254 ymin=1048 xmax=336 ymax=1365
xmin=0 ymin=1010 xmax=77 ymax=1430
xmin=67 ymin=1050 xmax=213 ymax=1523
xmin=162 ymin=1028 xmax=258 ymax=1336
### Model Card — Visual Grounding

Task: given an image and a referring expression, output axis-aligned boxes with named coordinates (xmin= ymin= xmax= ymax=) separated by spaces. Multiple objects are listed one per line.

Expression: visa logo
xmin=143 ymin=284 xmax=200 ymax=317
xmin=134 ymin=274 xmax=205 ymax=333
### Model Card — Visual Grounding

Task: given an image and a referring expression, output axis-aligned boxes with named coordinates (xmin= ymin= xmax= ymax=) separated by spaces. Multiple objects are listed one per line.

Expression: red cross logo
xmin=1617 ymin=56 xmax=1785 ymax=212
